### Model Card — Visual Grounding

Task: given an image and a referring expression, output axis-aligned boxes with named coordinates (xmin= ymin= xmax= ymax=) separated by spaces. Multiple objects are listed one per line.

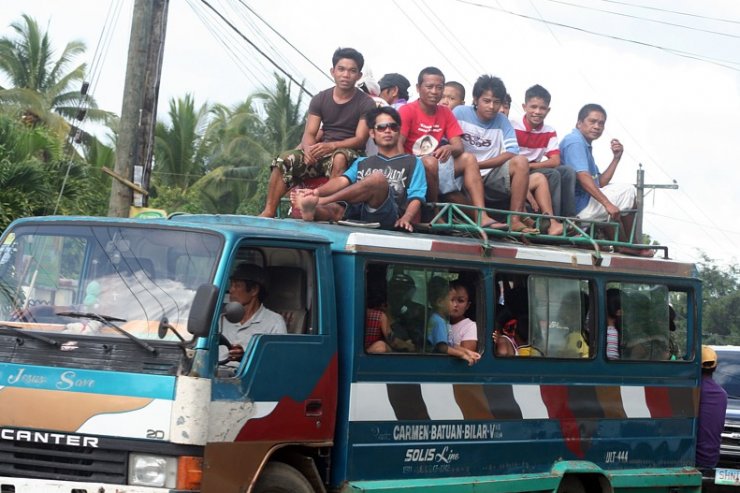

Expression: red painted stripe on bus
xmin=235 ymin=354 xmax=338 ymax=441
xmin=644 ymin=386 xmax=673 ymax=418
xmin=540 ymin=385 xmax=585 ymax=458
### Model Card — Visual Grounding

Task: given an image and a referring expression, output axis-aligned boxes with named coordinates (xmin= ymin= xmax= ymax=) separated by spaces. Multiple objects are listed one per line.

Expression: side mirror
xmin=222 ymin=301 xmax=244 ymax=324
xmin=187 ymin=284 xmax=220 ymax=337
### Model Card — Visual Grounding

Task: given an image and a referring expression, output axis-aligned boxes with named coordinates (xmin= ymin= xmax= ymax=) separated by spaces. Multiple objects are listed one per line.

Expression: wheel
xmin=557 ymin=475 xmax=587 ymax=493
xmin=253 ymin=462 xmax=314 ymax=493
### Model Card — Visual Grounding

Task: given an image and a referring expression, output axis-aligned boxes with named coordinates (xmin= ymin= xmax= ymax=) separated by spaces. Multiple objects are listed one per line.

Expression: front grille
xmin=0 ymin=438 xmax=127 ymax=484
xmin=719 ymin=419 xmax=740 ymax=467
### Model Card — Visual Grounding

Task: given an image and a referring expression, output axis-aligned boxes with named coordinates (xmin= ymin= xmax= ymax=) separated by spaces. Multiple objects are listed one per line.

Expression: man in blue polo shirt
xmin=560 ymin=103 xmax=652 ymax=256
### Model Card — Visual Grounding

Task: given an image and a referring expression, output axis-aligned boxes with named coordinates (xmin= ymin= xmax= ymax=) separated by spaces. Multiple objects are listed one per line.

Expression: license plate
xmin=716 ymin=467 xmax=740 ymax=485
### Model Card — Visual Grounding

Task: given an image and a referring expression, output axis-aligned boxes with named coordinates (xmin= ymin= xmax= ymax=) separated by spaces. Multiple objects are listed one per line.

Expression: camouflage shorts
xmin=271 ymin=148 xmax=363 ymax=188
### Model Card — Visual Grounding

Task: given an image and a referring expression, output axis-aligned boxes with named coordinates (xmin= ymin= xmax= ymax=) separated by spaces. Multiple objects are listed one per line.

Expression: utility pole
xmin=108 ymin=0 xmax=169 ymax=217
xmin=635 ymin=164 xmax=678 ymax=242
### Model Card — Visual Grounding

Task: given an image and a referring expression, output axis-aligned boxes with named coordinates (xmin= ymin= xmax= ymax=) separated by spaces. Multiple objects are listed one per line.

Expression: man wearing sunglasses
xmin=292 ymin=106 xmax=426 ymax=232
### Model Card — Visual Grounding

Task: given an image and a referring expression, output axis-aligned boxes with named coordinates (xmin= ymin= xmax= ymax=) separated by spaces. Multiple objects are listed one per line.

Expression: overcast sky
xmin=2 ymin=0 xmax=740 ymax=266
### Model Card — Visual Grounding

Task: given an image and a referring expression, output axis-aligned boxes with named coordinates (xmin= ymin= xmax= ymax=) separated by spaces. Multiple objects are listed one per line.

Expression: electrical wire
xmin=237 ymin=0 xmax=332 ymax=84
xmin=197 ymin=0 xmax=314 ymax=97
xmin=541 ymin=0 xmax=740 ymax=39
xmin=597 ymin=0 xmax=740 ymax=25
xmin=454 ymin=0 xmax=740 ymax=71
xmin=392 ymin=0 xmax=473 ymax=81
xmin=519 ymin=0 xmax=737 ymax=256
xmin=410 ymin=0 xmax=485 ymax=79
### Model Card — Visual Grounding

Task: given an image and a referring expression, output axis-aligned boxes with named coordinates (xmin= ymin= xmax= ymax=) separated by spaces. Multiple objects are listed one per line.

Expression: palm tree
xmin=198 ymin=74 xmax=306 ymax=214
xmin=152 ymin=94 xmax=209 ymax=190
xmin=0 ymin=14 xmax=110 ymax=138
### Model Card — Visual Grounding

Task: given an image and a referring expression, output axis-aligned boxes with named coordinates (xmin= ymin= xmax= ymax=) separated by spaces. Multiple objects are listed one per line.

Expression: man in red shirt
xmin=398 ymin=67 xmax=502 ymax=228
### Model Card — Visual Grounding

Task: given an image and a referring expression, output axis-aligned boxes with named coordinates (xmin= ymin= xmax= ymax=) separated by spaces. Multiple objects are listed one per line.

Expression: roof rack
xmin=277 ymin=199 xmax=668 ymax=260
xmin=420 ymin=203 xmax=668 ymax=260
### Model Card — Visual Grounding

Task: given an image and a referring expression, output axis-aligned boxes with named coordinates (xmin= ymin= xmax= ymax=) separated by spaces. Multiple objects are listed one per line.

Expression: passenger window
xmin=495 ymin=273 xmax=593 ymax=359
xmin=605 ymin=282 xmax=688 ymax=361
xmin=364 ymin=263 xmax=482 ymax=362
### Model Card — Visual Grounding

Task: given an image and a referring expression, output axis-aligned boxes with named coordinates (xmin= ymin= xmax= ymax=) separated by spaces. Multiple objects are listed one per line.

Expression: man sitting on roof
xmin=292 ymin=106 xmax=426 ymax=232
xmin=259 ymin=47 xmax=376 ymax=218
xmin=560 ymin=103 xmax=653 ymax=256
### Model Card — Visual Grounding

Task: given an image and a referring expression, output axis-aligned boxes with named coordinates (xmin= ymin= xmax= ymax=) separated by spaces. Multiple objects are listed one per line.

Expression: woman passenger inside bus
xmin=426 ymin=276 xmax=480 ymax=365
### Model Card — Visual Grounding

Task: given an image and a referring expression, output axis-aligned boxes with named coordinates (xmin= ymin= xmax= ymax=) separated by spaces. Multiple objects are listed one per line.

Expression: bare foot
xmin=547 ymin=219 xmax=564 ymax=236
xmin=258 ymin=209 xmax=275 ymax=218
xmin=297 ymin=193 xmax=319 ymax=222
xmin=511 ymin=218 xmax=539 ymax=234
xmin=616 ymin=246 xmax=656 ymax=257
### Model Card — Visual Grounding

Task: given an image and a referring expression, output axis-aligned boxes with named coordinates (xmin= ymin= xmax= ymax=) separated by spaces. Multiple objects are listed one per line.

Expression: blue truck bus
xmin=0 ymin=213 xmax=702 ymax=492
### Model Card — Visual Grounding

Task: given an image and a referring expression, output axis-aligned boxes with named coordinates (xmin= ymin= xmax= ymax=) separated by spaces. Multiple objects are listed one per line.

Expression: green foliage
xmin=697 ymin=253 xmax=740 ymax=345
xmin=151 ymin=73 xmax=306 ymax=215
xmin=0 ymin=14 xmax=111 ymax=140
xmin=153 ymin=94 xmax=209 ymax=189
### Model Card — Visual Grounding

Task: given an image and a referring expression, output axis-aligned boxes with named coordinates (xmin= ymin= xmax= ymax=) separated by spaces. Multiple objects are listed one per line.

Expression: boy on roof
xmin=511 ymin=84 xmax=576 ymax=218
xmin=454 ymin=75 xmax=562 ymax=235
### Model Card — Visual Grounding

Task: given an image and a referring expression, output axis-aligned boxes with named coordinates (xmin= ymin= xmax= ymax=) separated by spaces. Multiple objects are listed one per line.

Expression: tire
xmin=557 ymin=475 xmax=587 ymax=493
xmin=252 ymin=461 xmax=314 ymax=493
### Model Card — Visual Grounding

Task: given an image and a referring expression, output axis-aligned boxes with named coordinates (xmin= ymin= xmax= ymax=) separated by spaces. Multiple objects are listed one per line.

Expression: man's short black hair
xmin=445 ymin=81 xmax=466 ymax=101
xmin=365 ymin=106 xmax=402 ymax=129
xmin=503 ymin=93 xmax=512 ymax=106
xmin=525 ymin=84 xmax=551 ymax=105
xmin=332 ymin=47 xmax=364 ymax=71
xmin=577 ymin=103 xmax=607 ymax=123
xmin=379 ymin=73 xmax=411 ymax=100
xmin=417 ymin=66 xmax=445 ymax=85
xmin=472 ymin=75 xmax=507 ymax=101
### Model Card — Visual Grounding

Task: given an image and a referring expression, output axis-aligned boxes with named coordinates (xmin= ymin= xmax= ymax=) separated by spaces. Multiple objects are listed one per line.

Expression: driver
xmin=220 ymin=264 xmax=287 ymax=363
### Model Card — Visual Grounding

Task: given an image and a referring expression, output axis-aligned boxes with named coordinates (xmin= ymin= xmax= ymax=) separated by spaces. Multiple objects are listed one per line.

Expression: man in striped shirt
xmin=511 ymin=85 xmax=576 ymax=218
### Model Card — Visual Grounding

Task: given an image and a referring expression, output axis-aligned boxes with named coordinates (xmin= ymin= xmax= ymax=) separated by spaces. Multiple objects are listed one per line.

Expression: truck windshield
xmin=0 ymin=223 xmax=222 ymax=341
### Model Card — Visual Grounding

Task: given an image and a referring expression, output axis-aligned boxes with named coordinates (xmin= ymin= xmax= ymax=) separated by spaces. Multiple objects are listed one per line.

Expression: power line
xmin=410 ymin=0 xmax=485 ymax=79
xmin=392 ymin=0 xmax=473 ymax=82
xmin=541 ymin=0 xmax=740 ymax=39
xmin=186 ymin=0 xmax=270 ymax=92
xmin=236 ymin=0 xmax=332 ymax=84
xmin=598 ymin=0 xmax=740 ymax=25
xmin=454 ymin=0 xmax=740 ymax=72
xmin=197 ymin=0 xmax=314 ymax=97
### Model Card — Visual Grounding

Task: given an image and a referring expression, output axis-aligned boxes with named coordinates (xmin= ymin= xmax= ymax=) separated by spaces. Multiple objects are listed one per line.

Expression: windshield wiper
xmin=56 ymin=311 xmax=157 ymax=355
xmin=0 ymin=324 xmax=59 ymax=348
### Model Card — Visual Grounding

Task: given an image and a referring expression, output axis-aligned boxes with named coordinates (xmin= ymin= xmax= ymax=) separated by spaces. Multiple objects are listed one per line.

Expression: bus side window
xmin=364 ymin=263 xmax=482 ymax=358
xmin=607 ymin=282 xmax=687 ymax=361
xmin=494 ymin=273 xmax=593 ymax=359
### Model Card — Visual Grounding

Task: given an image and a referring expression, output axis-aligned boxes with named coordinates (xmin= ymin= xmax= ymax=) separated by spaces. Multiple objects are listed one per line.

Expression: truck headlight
xmin=128 ymin=453 xmax=177 ymax=488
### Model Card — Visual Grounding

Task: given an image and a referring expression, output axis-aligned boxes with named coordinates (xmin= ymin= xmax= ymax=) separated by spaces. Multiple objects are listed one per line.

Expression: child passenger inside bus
xmin=448 ymin=280 xmax=478 ymax=351
xmin=426 ymin=277 xmax=480 ymax=365
xmin=494 ymin=308 xmax=530 ymax=357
